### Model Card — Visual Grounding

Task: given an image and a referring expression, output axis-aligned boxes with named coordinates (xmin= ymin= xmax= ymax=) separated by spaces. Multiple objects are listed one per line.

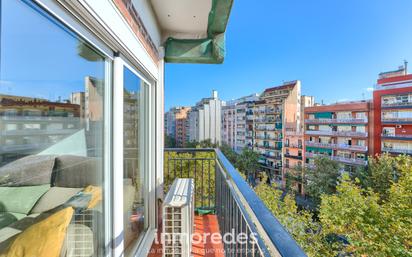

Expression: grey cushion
xmin=31 ymin=187 xmax=82 ymax=214
xmin=0 ymin=155 xmax=56 ymax=186
xmin=53 ymin=155 xmax=101 ymax=188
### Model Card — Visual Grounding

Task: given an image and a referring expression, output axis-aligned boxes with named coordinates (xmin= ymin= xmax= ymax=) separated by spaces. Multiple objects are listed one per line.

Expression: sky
xmin=164 ymin=0 xmax=412 ymax=110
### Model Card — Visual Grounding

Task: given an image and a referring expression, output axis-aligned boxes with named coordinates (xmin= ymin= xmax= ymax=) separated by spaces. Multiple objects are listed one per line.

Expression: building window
xmin=0 ymin=1 xmax=109 ymax=255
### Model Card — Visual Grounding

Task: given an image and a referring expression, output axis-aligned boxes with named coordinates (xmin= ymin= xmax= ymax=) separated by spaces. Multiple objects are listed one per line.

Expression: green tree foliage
xmin=255 ymin=175 xmax=336 ymax=257
xmin=320 ymin=163 xmax=412 ymax=256
xmin=304 ymin=157 xmax=341 ymax=205
xmin=285 ymin=164 xmax=304 ymax=194
xmin=236 ymin=147 xmax=260 ymax=177
xmin=164 ymin=134 xmax=176 ymax=148
xmin=219 ymin=143 xmax=238 ymax=164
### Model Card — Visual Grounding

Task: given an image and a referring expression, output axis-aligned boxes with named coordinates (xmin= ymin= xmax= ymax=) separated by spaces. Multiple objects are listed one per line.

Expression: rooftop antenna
xmin=404 ymin=60 xmax=408 ymax=74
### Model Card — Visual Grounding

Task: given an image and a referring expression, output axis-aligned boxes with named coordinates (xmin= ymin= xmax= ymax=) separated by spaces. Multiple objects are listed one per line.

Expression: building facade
xmin=221 ymin=94 xmax=259 ymax=152
xmin=164 ymin=106 xmax=191 ymax=147
xmin=187 ymin=91 xmax=222 ymax=145
xmin=304 ymin=101 xmax=371 ymax=172
xmin=373 ymin=65 xmax=412 ymax=156
xmin=282 ymin=95 xmax=314 ymax=193
xmin=254 ymin=81 xmax=301 ymax=184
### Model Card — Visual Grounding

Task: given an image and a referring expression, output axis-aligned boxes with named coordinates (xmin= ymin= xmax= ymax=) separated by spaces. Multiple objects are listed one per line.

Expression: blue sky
xmin=165 ymin=0 xmax=412 ymax=110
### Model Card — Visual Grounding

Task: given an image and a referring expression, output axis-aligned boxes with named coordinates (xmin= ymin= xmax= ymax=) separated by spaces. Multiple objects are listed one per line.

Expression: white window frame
xmin=21 ymin=1 xmax=160 ymax=257
xmin=113 ymin=56 xmax=157 ymax=257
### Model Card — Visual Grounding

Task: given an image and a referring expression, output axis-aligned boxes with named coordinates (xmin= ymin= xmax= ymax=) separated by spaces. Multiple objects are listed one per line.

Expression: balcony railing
xmin=305 ymin=130 xmax=368 ymax=137
xmin=305 ymin=141 xmax=368 ymax=152
xmin=284 ymin=154 xmax=303 ymax=160
xmin=381 ymin=133 xmax=412 ymax=140
xmin=382 ymin=147 xmax=412 ymax=155
xmin=305 ymin=152 xmax=367 ymax=165
xmin=164 ymin=148 xmax=306 ymax=257
xmin=381 ymin=101 xmax=412 ymax=108
xmin=304 ymin=118 xmax=367 ymax=124
xmin=381 ymin=117 xmax=412 ymax=123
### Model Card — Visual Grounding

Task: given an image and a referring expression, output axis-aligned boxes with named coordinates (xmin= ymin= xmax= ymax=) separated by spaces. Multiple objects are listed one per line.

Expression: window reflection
xmin=123 ymin=67 xmax=146 ymax=251
xmin=0 ymin=1 xmax=107 ymax=256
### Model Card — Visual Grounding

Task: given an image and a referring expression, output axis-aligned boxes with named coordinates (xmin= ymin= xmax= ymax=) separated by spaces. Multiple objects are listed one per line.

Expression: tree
xmin=255 ymin=175 xmax=336 ymax=257
xmin=319 ymin=165 xmax=412 ymax=256
xmin=219 ymin=143 xmax=238 ymax=165
xmin=164 ymin=134 xmax=176 ymax=148
xmin=304 ymin=157 xmax=341 ymax=205
xmin=236 ymin=147 xmax=260 ymax=185
xmin=365 ymin=153 xmax=411 ymax=201
xmin=285 ymin=164 xmax=304 ymax=194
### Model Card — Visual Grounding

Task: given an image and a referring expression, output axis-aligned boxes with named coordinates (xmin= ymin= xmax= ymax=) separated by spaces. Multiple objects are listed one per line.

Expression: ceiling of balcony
xmin=150 ymin=0 xmax=212 ymax=39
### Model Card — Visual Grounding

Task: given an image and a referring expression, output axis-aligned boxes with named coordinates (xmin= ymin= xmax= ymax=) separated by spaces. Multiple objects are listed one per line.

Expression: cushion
xmin=31 ymin=187 xmax=82 ymax=214
xmin=0 ymin=155 xmax=56 ymax=186
xmin=82 ymin=185 xmax=102 ymax=209
xmin=53 ymin=155 xmax=101 ymax=188
xmin=0 ymin=185 xmax=50 ymax=214
xmin=0 ymin=212 xmax=26 ymax=230
xmin=1 ymin=207 xmax=74 ymax=257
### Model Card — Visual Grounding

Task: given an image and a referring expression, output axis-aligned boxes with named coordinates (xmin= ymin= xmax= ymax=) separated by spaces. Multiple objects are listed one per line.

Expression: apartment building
xmin=282 ymin=95 xmax=314 ymax=193
xmin=304 ymin=101 xmax=371 ymax=172
xmin=254 ymin=81 xmax=301 ymax=183
xmin=164 ymin=106 xmax=191 ymax=147
xmin=373 ymin=64 xmax=412 ymax=156
xmin=221 ymin=94 xmax=259 ymax=152
xmin=221 ymin=104 xmax=236 ymax=148
xmin=187 ymin=90 xmax=222 ymax=145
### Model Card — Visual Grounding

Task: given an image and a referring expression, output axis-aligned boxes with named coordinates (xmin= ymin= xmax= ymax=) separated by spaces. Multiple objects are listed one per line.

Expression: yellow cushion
xmin=2 ymin=207 xmax=74 ymax=257
xmin=82 ymin=185 xmax=102 ymax=209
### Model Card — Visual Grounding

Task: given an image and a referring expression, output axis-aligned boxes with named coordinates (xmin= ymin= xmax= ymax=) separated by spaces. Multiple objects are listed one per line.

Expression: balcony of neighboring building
xmin=305 ymin=152 xmax=368 ymax=166
xmin=381 ymin=110 xmax=412 ymax=124
xmin=305 ymin=141 xmax=368 ymax=152
xmin=161 ymin=149 xmax=306 ymax=257
xmin=304 ymin=117 xmax=368 ymax=124
xmin=305 ymin=129 xmax=368 ymax=138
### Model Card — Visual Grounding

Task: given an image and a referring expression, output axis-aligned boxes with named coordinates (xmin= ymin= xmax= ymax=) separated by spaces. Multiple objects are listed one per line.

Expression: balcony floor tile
xmin=148 ymin=214 xmax=224 ymax=257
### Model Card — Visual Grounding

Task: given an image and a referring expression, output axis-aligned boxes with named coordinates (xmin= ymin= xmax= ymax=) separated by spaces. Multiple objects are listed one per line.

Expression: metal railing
xmin=304 ymin=118 xmax=367 ymax=124
xmin=164 ymin=148 xmax=307 ymax=257
xmin=381 ymin=117 xmax=412 ymax=123
xmin=382 ymin=147 xmax=412 ymax=155
xmin=381 ymin=133 xmax=412 ymax=139
xmin=381 ymin=101 xmax=412 ymax=108
xmin=305 ymin=141 xmax=368 ymax=152
xmin=305 ymin=130 xmax=368 ymax=137
xmin=305 ymin=152 xmax=367 ymax=165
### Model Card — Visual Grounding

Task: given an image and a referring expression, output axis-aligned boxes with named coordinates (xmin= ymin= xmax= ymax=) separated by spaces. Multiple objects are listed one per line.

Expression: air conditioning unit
xmin=163 ymin=178 xmax=194 ymax=257
xmin=396 ymin=125 xmax=403 ymax=128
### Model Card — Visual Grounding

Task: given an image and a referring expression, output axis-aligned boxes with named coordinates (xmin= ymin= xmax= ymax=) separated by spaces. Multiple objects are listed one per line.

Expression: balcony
xmin=381 ymin=117 xmax=412 ymax=124
xmin=305 ymin=130 xmax=368 ymax=138
xmin=382 ymin=147 xmax=412 ymax=155
xmin=284 ymin=154 xmax=303 ymax=160
xmin=381 ymin=101 xmax=412 ymax=108
xmin=381 ymin=133 xmax=412 ymax=140
xmin=304 ymin=118 xmax=367 ymax=124
xmin=284 ymin=143 xmax=302 ymax=149
xmin=162 ymin=149 xmax=305 ymax=257
xmin=305 ymin=141 xmax=368 ymax=152
xmin=305 ymin=152 xmax=367 ymax=165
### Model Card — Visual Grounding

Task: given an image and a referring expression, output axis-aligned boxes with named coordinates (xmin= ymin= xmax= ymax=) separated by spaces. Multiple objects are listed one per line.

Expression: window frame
xmin=113 ymin=56 xmax=157 ymax=257
xmin=8 ymin=1 xmax=159 ymax=256
xmin=1 ymin=0 xmax=115 ymax=255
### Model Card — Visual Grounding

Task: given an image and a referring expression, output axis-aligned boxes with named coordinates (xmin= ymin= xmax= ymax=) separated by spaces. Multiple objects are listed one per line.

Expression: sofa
xmin=0 ymin=154 xmax=103 ymax=257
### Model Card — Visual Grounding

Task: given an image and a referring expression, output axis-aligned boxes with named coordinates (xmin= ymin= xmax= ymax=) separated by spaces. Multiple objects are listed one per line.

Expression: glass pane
xmin=0 ymin=1 xmax=107 ymax=256
xmin=123 ymin=66 xmax=146 ymax=251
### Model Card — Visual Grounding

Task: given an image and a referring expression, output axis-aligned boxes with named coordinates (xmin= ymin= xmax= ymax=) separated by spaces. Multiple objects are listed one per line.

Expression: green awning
xmin=165 ymin=0 xmax=233 ymax=64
